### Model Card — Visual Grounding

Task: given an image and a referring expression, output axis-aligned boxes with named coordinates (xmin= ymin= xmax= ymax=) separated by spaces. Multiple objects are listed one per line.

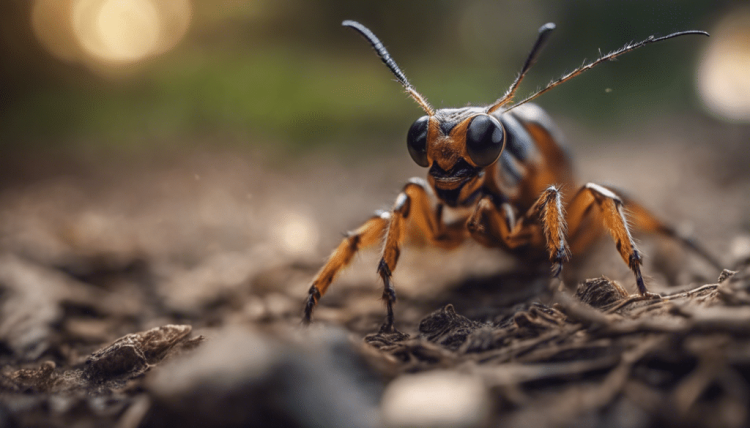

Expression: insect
xmin=303 ymin=20 xmax=719 ymax=332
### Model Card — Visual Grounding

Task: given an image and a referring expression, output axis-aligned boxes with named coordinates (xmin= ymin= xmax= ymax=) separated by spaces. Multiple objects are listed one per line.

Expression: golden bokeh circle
xmin=31 ymin=0 xmax=192 ymax=71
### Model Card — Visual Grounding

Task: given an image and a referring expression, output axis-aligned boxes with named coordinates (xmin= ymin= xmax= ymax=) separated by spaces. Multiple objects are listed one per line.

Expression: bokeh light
xmin=697 ymin=6 xmax=750 ymax=123
xmin=73 ymin=0 xmax=160 ymax=63
xmin=31 ymin=0 xmax=81 ymax=62
xmin=272 ymin=210 xmax=320 ymax=257
xmin=31 ymin=0 xmax=192 ymax=72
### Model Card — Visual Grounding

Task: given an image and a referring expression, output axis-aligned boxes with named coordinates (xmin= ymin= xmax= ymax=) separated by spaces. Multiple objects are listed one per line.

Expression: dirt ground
xmin=0 ymin=118 xmax=749 ymax=427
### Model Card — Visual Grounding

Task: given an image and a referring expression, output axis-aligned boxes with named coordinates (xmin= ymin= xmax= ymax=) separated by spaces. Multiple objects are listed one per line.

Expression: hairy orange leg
xmin=303 ymin=212 xmax=390 ymax=323
xmin=304 ymin=178 xmax=464 ymax=327
xmin=376 ymin=178 xmax=465 ymax=332
xmin=604 ymin=186 xmax=722 ymax=270
xmin=566 ymin=183 xmax=657 ymax=297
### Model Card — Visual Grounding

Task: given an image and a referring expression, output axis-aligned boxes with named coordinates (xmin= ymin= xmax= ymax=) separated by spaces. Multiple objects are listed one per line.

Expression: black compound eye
xmin=466 ymin=115 xmax=505 ymax=167
xmin=407 ymin=116 xmax=430 ymax=167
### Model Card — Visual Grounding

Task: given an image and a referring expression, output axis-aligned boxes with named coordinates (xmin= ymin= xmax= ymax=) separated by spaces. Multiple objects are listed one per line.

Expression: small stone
xmin=381 ymin=370 xmax=490 ymax=428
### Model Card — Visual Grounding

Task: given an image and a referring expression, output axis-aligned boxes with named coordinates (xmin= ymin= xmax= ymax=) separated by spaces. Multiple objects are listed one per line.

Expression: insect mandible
xmin=303 ymin=20 xmax=719 ymax=332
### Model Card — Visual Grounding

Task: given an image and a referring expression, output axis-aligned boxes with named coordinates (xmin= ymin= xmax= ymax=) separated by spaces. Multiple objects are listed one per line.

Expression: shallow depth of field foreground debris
xmin=0 ymin=150 xmax=749 ymax=428
xmin=367 ymin=267 xmax=750 ymax=428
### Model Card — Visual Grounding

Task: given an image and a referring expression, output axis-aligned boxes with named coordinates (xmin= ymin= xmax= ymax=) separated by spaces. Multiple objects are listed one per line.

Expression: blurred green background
xmin=0 ymin=0 xmax=744 ymax=157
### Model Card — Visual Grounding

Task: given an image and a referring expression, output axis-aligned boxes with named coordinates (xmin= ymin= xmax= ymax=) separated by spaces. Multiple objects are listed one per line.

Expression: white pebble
xmin=381 ymin=370 xmax=490 ymax=428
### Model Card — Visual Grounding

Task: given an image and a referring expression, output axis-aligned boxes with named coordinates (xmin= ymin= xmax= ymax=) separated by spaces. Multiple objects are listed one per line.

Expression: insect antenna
xmin=487 ymin=22 xmax=556 ymax=114
xmin=342 ymin=20 xmax=434 ymax=116
xmin=504 ymin=30 xmax=709 ymax=112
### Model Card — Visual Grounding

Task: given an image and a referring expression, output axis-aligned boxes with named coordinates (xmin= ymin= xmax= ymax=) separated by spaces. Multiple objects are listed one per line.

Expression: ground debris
xmin=717 ymin=262 xmax=750 ymax=305
xmin=84 ymin=324 xmax=202 ymax=382
xmin=575 ymin=276 xmax=628 ymax=309
xmin=0 ymin=324 xmax=202 ymax=426
xmin=419 ymin=304 xmax=485 ymax=350
xmin=357 ymin=274 xmax=750 ymax=428
xmin=1 ymin=361 xmax=61 ymax=393
xmin=0 ymin=253 xmax=84 ymax=360
xmin=0 ymin=151 xmax=747 ymax=428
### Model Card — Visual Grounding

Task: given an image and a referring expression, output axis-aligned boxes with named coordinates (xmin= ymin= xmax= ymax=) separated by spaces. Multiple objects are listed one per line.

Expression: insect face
xmin=407 ymin=108 xmax=506 ymax=205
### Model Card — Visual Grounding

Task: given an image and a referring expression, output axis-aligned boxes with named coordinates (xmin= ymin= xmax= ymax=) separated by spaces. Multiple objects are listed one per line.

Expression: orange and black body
xmin=302 ymin=21 xmax=719 ymax=332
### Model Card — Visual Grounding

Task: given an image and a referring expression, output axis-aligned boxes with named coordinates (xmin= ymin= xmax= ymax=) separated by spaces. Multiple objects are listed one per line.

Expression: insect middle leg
xmin=467 ymin=185 xmax=571 ymax=276
xmin=566 ymin=183 xmax=657 ymax=297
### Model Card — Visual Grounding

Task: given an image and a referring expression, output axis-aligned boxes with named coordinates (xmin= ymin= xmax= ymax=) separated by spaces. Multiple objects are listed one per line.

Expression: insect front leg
xmin=377 ymin=178 xmax=464 ymax=332
xmin=303 ymin=212 xmax=391 ymax=324
xmin=304 ymin=178 xmax=463 ymax=328
xmin=566 ymin=183 xmax=657 ymax=298
xmin=467 ymin=186 xmax=570 ymax=276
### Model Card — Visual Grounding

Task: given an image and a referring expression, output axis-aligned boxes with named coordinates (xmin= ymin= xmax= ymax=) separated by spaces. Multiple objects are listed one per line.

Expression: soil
xmin=0 ymin=125 xmax=749 ymax=427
